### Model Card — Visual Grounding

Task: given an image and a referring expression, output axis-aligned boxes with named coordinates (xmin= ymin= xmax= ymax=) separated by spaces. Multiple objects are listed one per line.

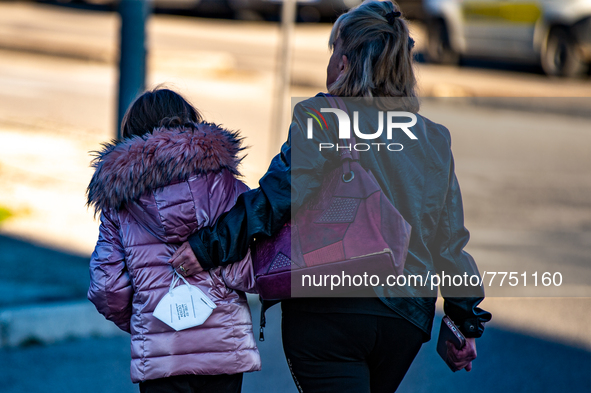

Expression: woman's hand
xmin=446 ymin=337 xmax=477 ymax=372
xmin=169 ymin=241 xmax=203 ymax=276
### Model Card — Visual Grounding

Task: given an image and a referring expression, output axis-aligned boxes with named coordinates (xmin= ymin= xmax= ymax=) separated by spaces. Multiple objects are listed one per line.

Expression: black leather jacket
xmin=189 ymin=95 xmax=492 ymax=340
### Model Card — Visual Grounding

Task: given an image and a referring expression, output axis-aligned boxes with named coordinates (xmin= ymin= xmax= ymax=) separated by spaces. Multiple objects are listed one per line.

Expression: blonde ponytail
xmin=328 ymin=0 xmax=419 ymax=112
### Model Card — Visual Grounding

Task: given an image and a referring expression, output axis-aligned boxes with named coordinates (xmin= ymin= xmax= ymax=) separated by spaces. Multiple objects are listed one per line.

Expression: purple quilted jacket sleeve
xmin=221 ymin=250 xmax=255 ymax=294
xmin=88 ymin=209 xmax=133 ymax=333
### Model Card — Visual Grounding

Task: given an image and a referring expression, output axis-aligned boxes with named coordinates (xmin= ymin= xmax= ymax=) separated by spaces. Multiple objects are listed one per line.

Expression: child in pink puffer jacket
xmin=87 ymin=88 xmax=260 ymax=393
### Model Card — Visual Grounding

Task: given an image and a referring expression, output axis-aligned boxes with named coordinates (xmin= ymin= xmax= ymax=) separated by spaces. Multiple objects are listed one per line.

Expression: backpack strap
xmin=321 ymin=94 xmax=359 ymax=184
xmin=322 ymin=94 xmax=359 ymax=163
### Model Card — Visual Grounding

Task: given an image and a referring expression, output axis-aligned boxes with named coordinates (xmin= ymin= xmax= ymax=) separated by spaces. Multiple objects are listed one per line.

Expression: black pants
xmin=282 ymin=309 xmax=423 ymax=393
xmin=139 ymin=373 xmax=243 ymax=393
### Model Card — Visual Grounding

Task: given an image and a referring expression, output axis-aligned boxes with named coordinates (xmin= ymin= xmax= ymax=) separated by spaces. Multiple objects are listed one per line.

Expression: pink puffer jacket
xmin=86 ymin=124 xmax=261 ymax=383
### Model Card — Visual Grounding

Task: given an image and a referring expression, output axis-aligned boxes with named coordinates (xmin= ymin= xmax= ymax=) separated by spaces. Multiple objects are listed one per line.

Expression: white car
xmin=424 ymin=0 xmax=591 ymax=77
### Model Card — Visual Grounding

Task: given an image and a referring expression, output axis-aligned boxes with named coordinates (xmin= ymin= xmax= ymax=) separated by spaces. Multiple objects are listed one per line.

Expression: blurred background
xmin=0 ymin=0 xmax=589 ymax=392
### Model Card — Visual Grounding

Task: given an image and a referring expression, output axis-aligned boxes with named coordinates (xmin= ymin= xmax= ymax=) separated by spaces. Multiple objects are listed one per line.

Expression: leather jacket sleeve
xmin=431 ymin=157 xmax=492 ymax=338
xmin=188 ymin=138 xmax=294 ymax=270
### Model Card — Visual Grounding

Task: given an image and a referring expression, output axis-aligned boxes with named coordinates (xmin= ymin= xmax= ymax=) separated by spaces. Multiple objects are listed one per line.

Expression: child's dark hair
xmin=120 ymin=87 xmax=203 ymax=139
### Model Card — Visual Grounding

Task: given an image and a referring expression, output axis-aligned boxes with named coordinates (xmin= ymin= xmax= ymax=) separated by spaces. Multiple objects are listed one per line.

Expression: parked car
xmin=396 ymin=0 xmax=425 ymax=20
xmin=424 ymin=0 xmax=591 ymax=77
xmin=228 ymin=0 xmax=423 ymax=22
xmin=80 ymin=0 xmax=233 ymax=16
xmin=228 ymin=0 xmax=365 ymax=22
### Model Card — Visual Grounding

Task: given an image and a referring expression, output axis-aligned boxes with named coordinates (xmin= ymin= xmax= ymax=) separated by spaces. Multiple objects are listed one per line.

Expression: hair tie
xmin=385 ymin=11 xmax=401 ymax=25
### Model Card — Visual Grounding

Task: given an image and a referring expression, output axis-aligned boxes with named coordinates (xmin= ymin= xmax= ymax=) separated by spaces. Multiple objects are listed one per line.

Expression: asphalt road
xmin=0 ymin=300 xmax=589 ymax=393
xmin=0 ymin=2 xmax=589 ymax=393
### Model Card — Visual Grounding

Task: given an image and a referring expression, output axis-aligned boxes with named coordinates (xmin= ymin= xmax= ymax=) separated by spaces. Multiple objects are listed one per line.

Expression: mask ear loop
xmin=169 ymin=272 xmax=179 ymax=296
xmin=176 ymin=270 xmax=193 ymax=289
xmin=170 ymin=270 xmax=194 ymax=296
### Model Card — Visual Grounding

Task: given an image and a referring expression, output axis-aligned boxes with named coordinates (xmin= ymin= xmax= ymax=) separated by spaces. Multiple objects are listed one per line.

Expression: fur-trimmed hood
xmin=87 ymin=123 xmax=244 ymax=216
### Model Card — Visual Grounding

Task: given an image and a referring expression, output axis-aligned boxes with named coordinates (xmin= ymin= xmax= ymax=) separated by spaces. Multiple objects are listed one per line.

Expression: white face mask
xmin=153 ymin=271 xmax=217 ymax=331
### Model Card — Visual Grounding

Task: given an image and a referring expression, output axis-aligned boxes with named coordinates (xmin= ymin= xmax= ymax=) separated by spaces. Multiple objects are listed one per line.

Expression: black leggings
xmin=282 ymin=309 xmax=423 ymax=393
xmin=139 ymin=373 xmax=243 ymax=393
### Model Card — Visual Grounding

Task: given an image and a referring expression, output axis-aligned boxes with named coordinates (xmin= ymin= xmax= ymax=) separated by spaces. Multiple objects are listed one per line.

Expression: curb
xmin=0 ymin=300 xmax=126 ymax=348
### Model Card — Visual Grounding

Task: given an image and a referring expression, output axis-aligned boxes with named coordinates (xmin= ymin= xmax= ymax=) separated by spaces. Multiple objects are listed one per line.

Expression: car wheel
xmin=426 ymin=18 xmax=459 ymax=65
xmin=541 ymin=27 xmax=588 ymax=77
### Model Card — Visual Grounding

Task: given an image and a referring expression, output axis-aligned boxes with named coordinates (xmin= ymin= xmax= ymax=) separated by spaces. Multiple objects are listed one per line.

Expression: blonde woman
xmin=171 ymin=1 xmax=491 ymax=391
